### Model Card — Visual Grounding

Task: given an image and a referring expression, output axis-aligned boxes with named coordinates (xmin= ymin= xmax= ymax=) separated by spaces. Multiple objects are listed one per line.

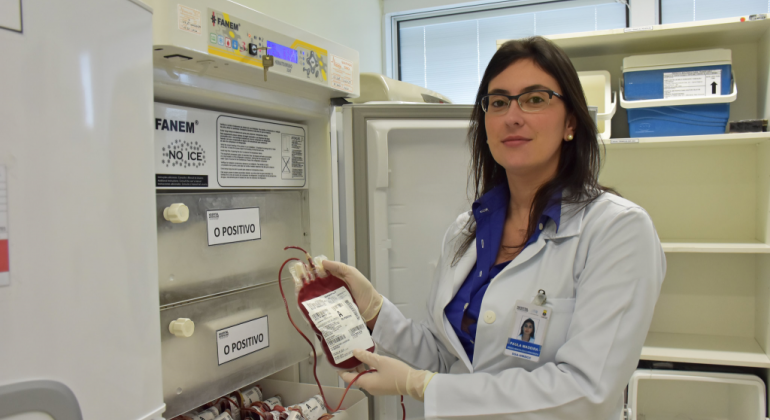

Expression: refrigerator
xmin=335 ymin=101 xmax=474 ymax=419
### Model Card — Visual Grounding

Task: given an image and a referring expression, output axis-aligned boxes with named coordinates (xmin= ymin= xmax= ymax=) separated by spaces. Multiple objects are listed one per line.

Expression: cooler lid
xmin=623 ymin=49 xmax=732 ymax=72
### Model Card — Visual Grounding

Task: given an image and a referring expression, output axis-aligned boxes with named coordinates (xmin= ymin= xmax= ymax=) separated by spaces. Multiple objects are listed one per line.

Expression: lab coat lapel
xmin=434 ymin=241 xmax=476 ymax=373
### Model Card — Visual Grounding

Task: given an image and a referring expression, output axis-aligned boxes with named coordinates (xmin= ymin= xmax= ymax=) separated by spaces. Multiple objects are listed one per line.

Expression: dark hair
xmin=520 ymin=318 xmax=536 ymax=340
xmin=453 ymin=36 xmax=615 ymax=265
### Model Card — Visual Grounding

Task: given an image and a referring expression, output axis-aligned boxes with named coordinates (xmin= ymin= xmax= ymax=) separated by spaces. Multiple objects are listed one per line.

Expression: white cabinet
xmin=501 ymin=13 xmax=770 ymax=401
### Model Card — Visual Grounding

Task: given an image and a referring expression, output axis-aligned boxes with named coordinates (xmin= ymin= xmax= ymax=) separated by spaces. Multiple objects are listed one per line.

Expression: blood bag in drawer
xmin=256 ymin=379 xmax=368 ymax=420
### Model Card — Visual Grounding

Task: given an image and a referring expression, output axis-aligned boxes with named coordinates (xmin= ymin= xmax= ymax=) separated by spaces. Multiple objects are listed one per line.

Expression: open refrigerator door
xmin=335 ymin=89 xmax=473 ymax=418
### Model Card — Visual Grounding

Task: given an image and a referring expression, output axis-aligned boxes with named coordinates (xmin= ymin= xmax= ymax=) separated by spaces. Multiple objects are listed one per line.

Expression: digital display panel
xmin=266 ymin=41 xmax=298 ymax=64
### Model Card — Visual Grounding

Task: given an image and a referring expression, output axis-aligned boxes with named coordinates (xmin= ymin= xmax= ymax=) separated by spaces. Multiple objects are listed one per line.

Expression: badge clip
xmin=533 ymin=289 xmax=547 ymax=306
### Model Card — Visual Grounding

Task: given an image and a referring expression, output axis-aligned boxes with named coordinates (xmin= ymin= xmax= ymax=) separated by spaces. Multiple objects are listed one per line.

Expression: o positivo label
xmin=216 ymin=316 xmax=269 ymax=365
xmin=206 ymin=207 xmax=261 ymax=246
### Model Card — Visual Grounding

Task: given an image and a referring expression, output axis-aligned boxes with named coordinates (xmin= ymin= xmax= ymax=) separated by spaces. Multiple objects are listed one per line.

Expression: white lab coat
xmin=371 ymin=192 xmax=666 ymax=419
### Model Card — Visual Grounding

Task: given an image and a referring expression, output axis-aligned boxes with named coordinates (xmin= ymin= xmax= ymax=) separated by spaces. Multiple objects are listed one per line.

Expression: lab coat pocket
xmin=539 ymin=298 xmax=576 ymax=363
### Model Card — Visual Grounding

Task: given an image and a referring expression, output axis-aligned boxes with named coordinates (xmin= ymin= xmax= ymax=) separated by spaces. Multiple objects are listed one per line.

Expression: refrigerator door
xmin=339 ymin=104 xmax=473 ymax=419
xmin=0 ymin=1 xmax=164 ymax=419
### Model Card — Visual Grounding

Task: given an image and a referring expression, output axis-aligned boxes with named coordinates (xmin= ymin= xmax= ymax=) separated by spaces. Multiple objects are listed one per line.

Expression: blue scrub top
xmin=444 ymin=183 xmax=562 ymax=362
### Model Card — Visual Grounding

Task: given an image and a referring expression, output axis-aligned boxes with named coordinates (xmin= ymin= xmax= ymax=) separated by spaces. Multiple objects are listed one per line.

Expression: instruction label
xmin=178 ymin=4 xmax=202 ymax=35
xmin=664 ymin=70 xmax=722 ymax=98
xmin=216 ymin=316 xmax=269 ymax=365
xmin=0 ymin=166 xmax=7 ymax=287
xmin=329 ymin=54 xmax=354 ymax=93
xmin=206 ymin=207 xmax=261 ymax=246
xmin=217 ymin=116 xmax=306 ymax=187
xmin=302 ymin=287 xmax=373 ymax=364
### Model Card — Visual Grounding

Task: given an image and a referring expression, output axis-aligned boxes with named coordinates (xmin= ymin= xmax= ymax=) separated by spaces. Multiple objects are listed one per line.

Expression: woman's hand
xmin=321 ymin=260 xmax=383 ymax=323
xmin=339 ymin=349 xmax=436 ymax=402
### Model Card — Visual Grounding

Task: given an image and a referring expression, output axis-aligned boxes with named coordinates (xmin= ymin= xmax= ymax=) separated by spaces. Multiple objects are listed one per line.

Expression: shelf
xmin=602 ymin=132 xmax=770 ymax=149
xmin=642 ymin=332 xmax=770 ymax=368
xmin=534 ymin=17 xmax=770 ymax=58
xmin=661 ymin=241 xmax=770 ymax=253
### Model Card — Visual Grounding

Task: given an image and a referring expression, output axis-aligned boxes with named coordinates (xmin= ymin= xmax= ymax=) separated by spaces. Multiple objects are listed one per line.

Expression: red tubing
xmin=278 ymin=256 xmax=376 ymax=413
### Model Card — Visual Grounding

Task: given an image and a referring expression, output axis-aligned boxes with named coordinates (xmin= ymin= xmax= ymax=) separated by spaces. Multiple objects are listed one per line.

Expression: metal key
xmin=262 ymin=54 xmax=274 ymax=81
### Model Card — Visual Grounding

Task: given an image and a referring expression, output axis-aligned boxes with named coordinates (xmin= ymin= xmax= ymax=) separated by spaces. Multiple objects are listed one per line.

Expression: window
xmin=662 ymin=0 xmax=770 ymax=24
xmin=396 ymin=0 xmax=626 ymax=104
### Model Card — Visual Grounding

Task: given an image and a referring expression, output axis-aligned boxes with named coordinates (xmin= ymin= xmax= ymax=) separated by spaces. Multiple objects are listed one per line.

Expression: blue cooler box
xmin=621 ymin=49 xmax=736 ymax=137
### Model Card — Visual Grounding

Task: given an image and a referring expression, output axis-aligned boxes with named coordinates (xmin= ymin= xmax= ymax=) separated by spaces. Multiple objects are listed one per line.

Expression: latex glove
xmin=339 ymin=349 xmax=437 ymax=402
xmin=321 ymin=259 xmax=383 ymax=322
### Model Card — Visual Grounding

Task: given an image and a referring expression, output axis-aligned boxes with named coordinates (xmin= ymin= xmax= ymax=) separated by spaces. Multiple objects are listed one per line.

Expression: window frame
xmin=385 ymin=0 xmax=647 ymax=81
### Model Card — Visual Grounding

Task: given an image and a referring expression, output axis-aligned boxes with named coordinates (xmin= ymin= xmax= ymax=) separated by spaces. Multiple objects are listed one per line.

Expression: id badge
xmin=504 ymin=299 xmax=551 ymax=362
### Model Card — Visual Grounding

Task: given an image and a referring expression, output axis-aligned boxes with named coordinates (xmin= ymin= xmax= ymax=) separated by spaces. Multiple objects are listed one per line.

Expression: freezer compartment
xmin=157 ymin=191 xmax=309 ymax=306
xmin=628 ymin=369 xmax=765 ymax=420
xmin=161 ymin=281 xmax=312 ymax=418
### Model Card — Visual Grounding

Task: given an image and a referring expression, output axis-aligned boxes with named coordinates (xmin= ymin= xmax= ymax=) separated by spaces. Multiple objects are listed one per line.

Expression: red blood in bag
xmin=296 ymin=272 xmax=375 ymax=370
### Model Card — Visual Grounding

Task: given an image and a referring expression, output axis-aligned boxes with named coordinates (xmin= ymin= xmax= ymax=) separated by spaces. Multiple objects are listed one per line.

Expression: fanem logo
xmin=155 ymin=118 xmax=195 ymax=133
xmin=218 ymin=331 xmax=229 ymax=339
xmin=161 ymin=139 xmax=207 ymax=169
xmin=209 ymin=213 xmax=220 ymax=220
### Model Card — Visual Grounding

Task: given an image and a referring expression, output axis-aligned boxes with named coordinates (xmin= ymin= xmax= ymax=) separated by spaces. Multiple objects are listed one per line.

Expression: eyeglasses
xmin=480 ymin=90 xmax=564 ymax=115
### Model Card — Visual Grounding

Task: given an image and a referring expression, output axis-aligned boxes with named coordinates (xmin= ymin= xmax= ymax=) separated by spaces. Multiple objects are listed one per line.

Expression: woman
xmin=323 ymin=36 xmax=665 ymax=419
xmin=517 ymin=319 xmax=536 ymax=343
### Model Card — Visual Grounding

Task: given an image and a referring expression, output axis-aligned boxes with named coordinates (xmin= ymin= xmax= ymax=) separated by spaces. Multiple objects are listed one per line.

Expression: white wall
xmin=236 ymin=0 xmax=384 ymax=73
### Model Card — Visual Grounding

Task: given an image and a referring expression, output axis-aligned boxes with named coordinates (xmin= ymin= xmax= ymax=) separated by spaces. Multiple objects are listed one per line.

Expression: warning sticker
xmin=664 ymin=70 xmax=722 ymax=98
xmin=178 ymin=4 xmax=202 ymax=35
xmin=0 ymin=166 xmax=7 ymax=287
xmin=329 ymin=54 xmax=354 ymax=93
xmin=302 ymin=287 xmax=373 ymax=364
xmin=217 ymin=116 xmax=305 ymax=187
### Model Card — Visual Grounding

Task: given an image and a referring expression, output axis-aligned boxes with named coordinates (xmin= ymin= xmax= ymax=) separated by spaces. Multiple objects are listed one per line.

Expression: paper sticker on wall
xmin=0 ymin=166 xmax=9 ymax=286
xmin=178 ymin=4 xmax=202 ymax=35
xmin=329 ymin=54 xmax=354 ymax=93
xmin=0 ymin=0 xmax=22 ymax=33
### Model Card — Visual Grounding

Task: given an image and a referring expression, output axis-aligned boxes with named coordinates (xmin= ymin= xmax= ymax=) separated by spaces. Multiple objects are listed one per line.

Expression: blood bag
xmin=290 ymin=395 xmax=327 ymax=420
xmin=288 ymin=255 xmax=375 ymax=369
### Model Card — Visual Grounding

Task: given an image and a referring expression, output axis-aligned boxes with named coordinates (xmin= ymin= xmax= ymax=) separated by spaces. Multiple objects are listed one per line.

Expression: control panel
xmin=151 ymin=0 xmax=358 ymax=97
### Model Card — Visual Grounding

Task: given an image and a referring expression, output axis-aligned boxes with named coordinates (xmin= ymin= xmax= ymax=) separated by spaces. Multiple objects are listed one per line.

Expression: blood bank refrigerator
xmin=0 ymin=0 xmax=369 ymax=419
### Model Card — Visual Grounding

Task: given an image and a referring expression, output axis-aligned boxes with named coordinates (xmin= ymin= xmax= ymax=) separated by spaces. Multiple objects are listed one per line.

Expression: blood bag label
xmin=216 ymin=316 xmax=269 ymax=365
xmin=154 ymin=103 xmax=307 ymax=189
xmin=264 ymin=396 xmax=282 ymax=409
xmin=296 ymin=396 xmax=326 ymax=420
xmin=206 ymin=207 xmax=261 ymax=246
xmin=663 ymin=70 xmax=722 ymax=98
xmin=504 ymin=300 xmax=550 ymax=362
xmin=302 ymin=287 xmax=374 ymax=364
xmin=0 ymin=166 xmax=8 ymax=287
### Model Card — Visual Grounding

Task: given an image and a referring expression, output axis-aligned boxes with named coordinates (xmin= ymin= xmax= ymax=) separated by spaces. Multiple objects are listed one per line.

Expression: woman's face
xmin=523 ymin=322 xmax=533 ymax=336
xmin=485 ymin=58 xmax=575 ymax=177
